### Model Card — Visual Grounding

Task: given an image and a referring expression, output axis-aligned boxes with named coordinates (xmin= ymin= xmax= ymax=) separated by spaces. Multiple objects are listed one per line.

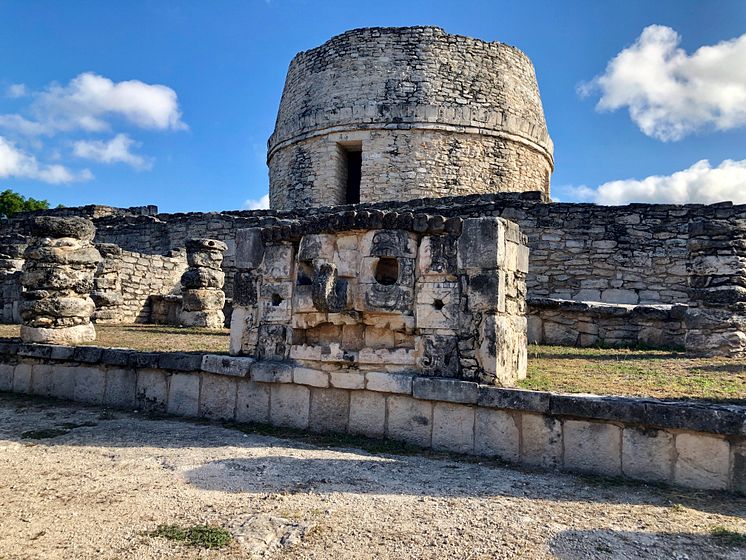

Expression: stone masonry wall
xmin=1 ymin=343 xmax=744 ymax=494
xmin=268 ymin=27 xmax=553 ymax=209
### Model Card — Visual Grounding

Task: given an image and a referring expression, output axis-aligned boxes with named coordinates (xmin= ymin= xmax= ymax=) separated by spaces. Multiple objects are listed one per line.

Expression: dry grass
xmin=0 ymin=323 xmax=229 ymax=354
xmin=1 ymin=324 xmax=745 ymax=402
xmin=520 ymin=344 xmax=746 ymax=403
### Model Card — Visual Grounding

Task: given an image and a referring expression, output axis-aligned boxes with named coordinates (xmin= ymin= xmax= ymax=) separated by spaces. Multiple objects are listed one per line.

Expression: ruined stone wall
xmin=268 ymin=27 xmax=553 ymax=210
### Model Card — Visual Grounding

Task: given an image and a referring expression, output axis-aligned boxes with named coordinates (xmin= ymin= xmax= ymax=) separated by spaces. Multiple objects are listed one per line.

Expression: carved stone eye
xmin=374 ymin=257 xmax=399 ymax=285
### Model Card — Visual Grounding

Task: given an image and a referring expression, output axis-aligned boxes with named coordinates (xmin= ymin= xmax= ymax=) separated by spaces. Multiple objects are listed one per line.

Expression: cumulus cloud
xmin=0 ymin=114 xmax=50 ymax=136
xmin=30 ymin=72 xmax=187 ymax=133
xmin=569 ymin=159 xmax=746 ymax=205
xmin=580 ymin=25 xmax=746 ymax=141
xmin=0 ymin=136 xmax=92 ymax=184
xmin=244 ymin=194 xmax=270 ymax=210
xmin=6 ymin=84 xmax=27 ymax=98
xmin=73 ymin=133 xmax=152 ymax=170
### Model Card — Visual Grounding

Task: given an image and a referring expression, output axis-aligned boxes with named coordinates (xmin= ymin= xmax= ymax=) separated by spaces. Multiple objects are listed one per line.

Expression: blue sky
xmin=1 ymin=0 xmax=745 ymax=212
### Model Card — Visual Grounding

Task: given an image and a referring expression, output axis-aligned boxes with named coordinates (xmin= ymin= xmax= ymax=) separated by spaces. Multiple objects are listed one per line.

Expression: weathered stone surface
xmin=563 ymin=420 xmax=622 ymax=477
xmin=348 ymin=390 xmax=386 ymax=438
xmin=309 ymin=388 xmax=349 ymax=433
xmin=136 ymin=368 xmax=169 ymax=412
xmin=474 ymin=408 xmax=519 ymax=461
xmin=674 ymin=433 xmax=730 ymax=490
xmin=386 ymin=395 xmax=432 ymax=447
xmin=432 ymin=403 xmax=475 ymax=454
xmin=622 ymin=427 xmax=674 ymax=482
xmin=30 ymin=216 xmax=95 ymax=241
xmin=365 ymin=371 xmax=413 ymax=394
xmin=20 ymin=323 xmax=96 ymax=345
xmin=104 ymin=368 xmax=137 ymax=408
xmin=270 ymin=384 xmax=310 ymax=429
xmin=412 ymin=377 xmax=478 ymax=404
xmin=201 ymin=354 xmax=253 ymax=377
xmin=520 ymin=413 xmax=562 ymax=468
xmin=250 ymin=360 xmax=292 ymax=383
xmin=236 ymin=379 xmax=271 ymax=424
xmin=199 ymin=374 xmax=237 ymax=420
xmin=167 ymin=373 xmax=200 ymax=417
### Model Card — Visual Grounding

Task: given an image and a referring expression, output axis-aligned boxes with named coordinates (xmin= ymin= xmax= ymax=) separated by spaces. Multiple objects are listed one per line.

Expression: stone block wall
xmin=1 ymin=341 xmax=744 ymax=494
xmin=231 ymin=213 xmax=529 ymax=386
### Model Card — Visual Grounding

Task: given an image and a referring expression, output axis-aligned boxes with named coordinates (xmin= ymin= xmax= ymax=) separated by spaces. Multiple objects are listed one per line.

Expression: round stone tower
xmin=268 ymin=26 xmax=553 ymax=211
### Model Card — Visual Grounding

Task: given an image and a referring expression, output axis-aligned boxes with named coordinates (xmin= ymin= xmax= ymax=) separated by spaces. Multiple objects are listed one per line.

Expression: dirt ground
xmin=0 ymin=394 xmax=744 ymax=559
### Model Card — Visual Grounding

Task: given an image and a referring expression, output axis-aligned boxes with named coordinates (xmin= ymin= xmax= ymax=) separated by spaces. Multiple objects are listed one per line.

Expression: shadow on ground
xmin=549 ymin=529 xmax=744 ymax=559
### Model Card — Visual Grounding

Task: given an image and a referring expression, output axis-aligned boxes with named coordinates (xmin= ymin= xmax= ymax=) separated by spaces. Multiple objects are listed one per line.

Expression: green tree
xmin=0 ymin=189 xmax=52 ymax=218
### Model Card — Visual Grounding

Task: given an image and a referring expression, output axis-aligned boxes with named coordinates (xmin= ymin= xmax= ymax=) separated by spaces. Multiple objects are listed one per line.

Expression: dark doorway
xmin=345 ymin=149 xmax=362 ymax=204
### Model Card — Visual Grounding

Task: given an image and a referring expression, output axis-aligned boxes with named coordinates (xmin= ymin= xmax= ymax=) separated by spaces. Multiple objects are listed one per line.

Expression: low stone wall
xmin=528 ymin=298 xmax=688 ymax=348
xmin=1 ymin=341 xmax=743 ymax=494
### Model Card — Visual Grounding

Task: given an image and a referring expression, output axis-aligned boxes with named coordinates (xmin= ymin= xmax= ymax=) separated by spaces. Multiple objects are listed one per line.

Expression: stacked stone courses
xmin=268 ymin=27 xmax=554 ymax=209
xmin=19 ymin=217 xmax=100 ymax=344
xmin=180 ymin=238 xmax=227 ymax=328
xmin=0 ymin=234 xmax=26 ymax=323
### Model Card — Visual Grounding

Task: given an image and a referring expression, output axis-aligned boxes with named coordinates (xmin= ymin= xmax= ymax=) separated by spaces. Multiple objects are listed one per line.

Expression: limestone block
xmin=466 ymin=272 xmax=504 ymax=313
xmin=30 ymin=216 xmax=95 ymax=241
xmin=232 ymin=271 xmax=259 ymax=306
xmin=199 ymin=374 xmax=237 ymax=420
xmin=29 ymin=364 xmax=54 ymax=396
xmin=416 ymin=334 xmax=459 ymax=377
xmin=104 ymin=368 xmax=137 ymax=408
xmin=297 ymin=233 xmax=336 ymax=262
xmin=412 ymin=377 xmax=478 ymax=404
xmin=527 ymin=315 xmax=543 ymax=344
xmin=292 ymin=284 xmax=316 ymax=313
xmin=182 ymin=288 xmax=226 ymax=311
xmin=457 ymin=218 xmax=505 ymax=271
xmin=622 ymin=427 xmax=674 ymax=483
xmin=235 ymin=379 xmax=270 ymax=424
xmin=270 ymin=384 xmax=310 ymax=429
xmin=230 ymin=306 xmax=259 ymax=355
xmin=432 ymin=403 xmax=475 ymax=454
xmin=261 ymin=244 xmax=294 ymax=280
xmin=732 ymin=441 xmax=746 ymax=495
xmin=167 ymin=373 xmax=200 ymax=417
xmin=235 ymin=228 xmax=264 ymax=270
xmin=386 ymin=395 xmax=433 ymax=448
xmin=0 ymin=363 xmax=13 ymax=391
xmin=73 ymin=366 xmax=106 ymax=405
xmin=359 ymin=256 xmax=415 ymax=286
xmin=563 ymin=420 xmax=622 ymax=477
xmin=136 ymin=368 xmax=169 ymax=412
xmin=348 ymin=390 xmax=386 ymax=438
xmin=256 ymin=325 xmax=290 ymax=360
xmin=201 ymin=354 xmax=253 ymax=377
xmin=12 ymin=363 xmax=32 ymax=394
xmin=520 ymin=413 xmax=562 ymax=468
xmin=329 ymin=371 xmax=365 ymax=390
xmin=250 ymin=360 xmax=292 ymax=383
xmin=478 ymin=314 xmax=527 ymax=385
xmin=180 ymin=267 xmax=225 ymax=289
xmin=293 ymin=367 xmax=329 ymax=388
xmin=180 ymin=310 xmax=225 ymax=329
xmin=259 ymin=281 xmax=293 ymax=323
xmin=415 ymin=281 xmax=459 ymax=330
xmin=601 ymin=289 xmax=638 ymax=305
xmin=365 ymin=371 xmax=414 ymax=394
xmin=417 ymin=235 xmax=458 ymax=279
xmin=334 ymin=234 xmax=361 ymax=277
xmin=674 ymin=433 xmax=730 ymax=490
xmin=20 ymin=323 xmax=96 ymax=345
xmin=45 ymin=365 xmax=76 ymax=401
xmin=359 ymin=348 xmax=416 ymax=366
xmin=474 ymin=408 xmax=519 ymax=461
xmin=289 ymin=344 xmax=323 ymax=362
xmin=360 ymin=229 xmax=417 ymax=258
xmin=309 ymin=388 xmax=349 ymax=433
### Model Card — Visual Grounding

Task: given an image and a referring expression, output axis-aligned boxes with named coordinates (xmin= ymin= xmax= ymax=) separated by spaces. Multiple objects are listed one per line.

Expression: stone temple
xmin=269 ymin=27 xmax=554 ymax=210
xmin=2 ymin=26 xmax=746 ymax=495
xmin=3 ymin=25 xmax=746 ymax=368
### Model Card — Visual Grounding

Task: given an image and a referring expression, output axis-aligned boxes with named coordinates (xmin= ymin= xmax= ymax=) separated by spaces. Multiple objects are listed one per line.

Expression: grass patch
xmin=519 ymin=345 xmax=746 ymax=402
xmin=21 ymin=428 xmax=69 ymax=439
xmin=149 ymin=524 xmax=232 ymax=549
xmin=710 ymin=526 xmax=746 ymax=546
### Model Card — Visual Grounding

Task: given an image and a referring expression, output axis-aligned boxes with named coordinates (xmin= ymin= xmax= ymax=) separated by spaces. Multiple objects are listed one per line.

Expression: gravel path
xmin=0 ymin=393 xmax=744 ymax=559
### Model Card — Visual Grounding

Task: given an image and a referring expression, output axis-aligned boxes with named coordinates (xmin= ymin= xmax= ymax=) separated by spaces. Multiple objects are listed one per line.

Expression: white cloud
xmin=0 ymin=136 xmax=92 ymax=184
xmin=73 ymin=133 xmax=152 ymax=170
xmin=31 ymin=72 xmax=187 ymax=133
xmin=6 ymin=84 xmax=27 ymax=98
xmin=569 ymin=159 xmax=746 ymax=205
xmin=244 ymin=194 xmax=270 ymax=210
xmin=581 ymin=25 xmax=746 ymax=141
xmin=0 ymin=114 xmax=50 ymax=136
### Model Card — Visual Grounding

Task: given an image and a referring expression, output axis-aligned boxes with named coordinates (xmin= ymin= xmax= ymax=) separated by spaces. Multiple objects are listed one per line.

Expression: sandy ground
xmin=0 ymin=394 xmax=744 ymax=560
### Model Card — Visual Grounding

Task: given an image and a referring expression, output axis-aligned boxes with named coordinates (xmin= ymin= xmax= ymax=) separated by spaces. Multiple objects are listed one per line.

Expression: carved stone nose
xmin=311 ymin=262 xmax=348 ymax=313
